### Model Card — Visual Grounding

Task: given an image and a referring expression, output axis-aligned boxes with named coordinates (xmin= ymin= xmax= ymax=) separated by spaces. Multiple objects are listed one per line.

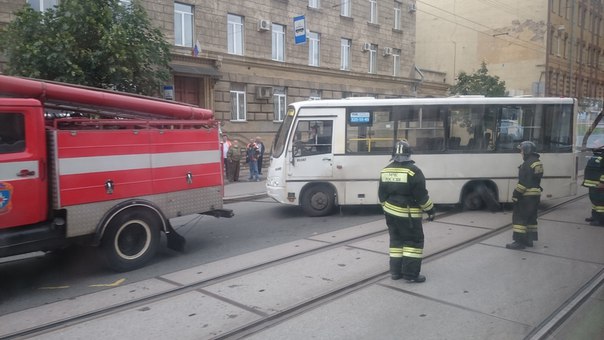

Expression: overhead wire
xmin=415 ymin=0 xmax=548 ymax=54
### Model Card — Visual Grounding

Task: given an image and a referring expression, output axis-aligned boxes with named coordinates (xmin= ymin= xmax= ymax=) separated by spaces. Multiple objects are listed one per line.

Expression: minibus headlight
xmin=267 ymin=176 xmax=281 ymax=186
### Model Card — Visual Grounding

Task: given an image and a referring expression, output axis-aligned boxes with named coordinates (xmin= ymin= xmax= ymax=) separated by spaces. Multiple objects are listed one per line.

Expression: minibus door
xmin=289 ymin=119 xmax=334 ymax=178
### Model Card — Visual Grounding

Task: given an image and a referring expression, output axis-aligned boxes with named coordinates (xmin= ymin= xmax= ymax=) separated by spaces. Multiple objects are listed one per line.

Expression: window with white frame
xmin=174 ymin=3 xmax=193 ymax=47
xmin=309 ymin=0 xmax=320 ymax=9
xmin=341 ymin=0 xmax=351 ymax=17
xmin=27 ymin=0 xmax=58 ymax=12
xmin=227 ymin=14 xmax=244 ymax=55
xmin=272 ymin=23 xmax=285 ymax=62
xmin=341 ymin=38 xmax=351 ymax=71
xmin=273 ymin=91 xmax=287 ymax=122
xmin=369 ymin=0 xmax=378 ymax=24
xmin=230 ymin=85 xmax=246 ymax=121
xmin=393 ymin=2 xmax=402 ymax=30
xmin=392 ymin=48 xmax=401 ymax=76
xmin=369 ymin=44 xmax=377 ymax=74
xmin=308 ymin=32 xmax=320 ymax=67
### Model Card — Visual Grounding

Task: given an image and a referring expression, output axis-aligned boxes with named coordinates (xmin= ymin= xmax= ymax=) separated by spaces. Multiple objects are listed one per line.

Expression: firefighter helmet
xmin=518 ymin=141 xmax=537 ymax=154
xmin=392 ymin=139 xmax=412 ymax=162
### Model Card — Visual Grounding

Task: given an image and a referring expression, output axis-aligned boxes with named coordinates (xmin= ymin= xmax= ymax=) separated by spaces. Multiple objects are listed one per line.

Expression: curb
xmin=224 ymin=193 xmax=269 ymax=204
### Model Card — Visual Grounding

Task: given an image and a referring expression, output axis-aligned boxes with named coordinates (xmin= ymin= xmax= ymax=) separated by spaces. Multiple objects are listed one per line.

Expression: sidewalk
xmin=223 ymin=178 xmax=268 ymax=203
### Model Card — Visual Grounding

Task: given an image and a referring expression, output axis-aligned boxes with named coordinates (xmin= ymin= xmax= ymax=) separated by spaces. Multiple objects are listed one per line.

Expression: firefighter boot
xmin=506 ymin=241 xmax=526 ymax=250
xmin=389 ymin=257 xmax=403 ymax=280
xmin=403 ymin=274 xmax=426 ymax=283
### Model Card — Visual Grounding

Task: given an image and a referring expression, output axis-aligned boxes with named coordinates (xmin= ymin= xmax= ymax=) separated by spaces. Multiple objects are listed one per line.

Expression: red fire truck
xmin=0 ymin=75 xmax=232 ymax=271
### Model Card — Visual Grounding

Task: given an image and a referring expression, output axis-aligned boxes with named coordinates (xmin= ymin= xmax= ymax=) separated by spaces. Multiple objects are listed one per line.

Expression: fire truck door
xmin=0 ymin=103 xmax=48 ymax=229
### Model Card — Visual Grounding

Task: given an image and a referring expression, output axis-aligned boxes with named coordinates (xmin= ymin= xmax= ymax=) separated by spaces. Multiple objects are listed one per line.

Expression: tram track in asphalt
xmin=2 ymin=194 xmax=595 ymax=340
xmin=214 ymin=194 xmax=595 ymax=340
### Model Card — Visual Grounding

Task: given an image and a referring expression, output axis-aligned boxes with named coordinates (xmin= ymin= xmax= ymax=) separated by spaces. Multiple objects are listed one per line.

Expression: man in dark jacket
xmin=582 ymin=146 xmax=604 ymax=226
xmin=378 ymin=140 xmax=435 ymax=283
xmin=506 ymin=141 xmax=544 ymax=250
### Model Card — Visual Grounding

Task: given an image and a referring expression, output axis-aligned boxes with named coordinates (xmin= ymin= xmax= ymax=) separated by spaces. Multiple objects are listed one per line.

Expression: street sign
xmin=163 ymin=85 xmax=174 ymax=100
xmin=294 ymin=15 xmax=306 ymax=45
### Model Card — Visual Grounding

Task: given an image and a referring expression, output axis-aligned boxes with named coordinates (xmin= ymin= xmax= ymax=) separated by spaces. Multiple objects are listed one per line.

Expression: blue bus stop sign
xmin=294 ymin=15 xmax=306 ymax=45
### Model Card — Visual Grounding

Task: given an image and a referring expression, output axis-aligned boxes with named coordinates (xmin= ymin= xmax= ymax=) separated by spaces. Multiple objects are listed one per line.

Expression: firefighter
xmin=582 ymin=146 xmax=604 ymax=226
xmin=506 ymin=141 xmax=544 ymax=250
xmin=378 ymin=140 xmax=435 ymax=282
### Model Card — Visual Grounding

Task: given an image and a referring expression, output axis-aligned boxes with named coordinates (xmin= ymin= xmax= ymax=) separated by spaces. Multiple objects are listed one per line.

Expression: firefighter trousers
xmin=588 ymin=188 xmax=604 ymax=225
xmin=512 ymin=195 xmax=540 ymax=244
xmin=385 ymin=213 xmax=424 ymax=278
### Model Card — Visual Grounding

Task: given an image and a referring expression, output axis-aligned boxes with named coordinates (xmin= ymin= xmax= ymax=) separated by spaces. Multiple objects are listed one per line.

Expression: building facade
xmin=0 ymin=0 xmax=448 ymax=147
xmin=416 ymin=0 xmax=604 ymax=111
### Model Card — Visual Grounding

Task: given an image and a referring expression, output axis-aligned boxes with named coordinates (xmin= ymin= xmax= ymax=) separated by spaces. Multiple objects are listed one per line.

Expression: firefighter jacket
xmin=378 ymin=160 xmax=434 ymax=218
xmin=512 ymin=153 xmax=543 ymax=201
xmin=582 ymin=154 xmax=604 ymax=188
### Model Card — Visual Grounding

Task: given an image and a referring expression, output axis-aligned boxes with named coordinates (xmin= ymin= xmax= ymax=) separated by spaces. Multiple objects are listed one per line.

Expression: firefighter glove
xmin=426 ymin=208 xmax=435 ymax=221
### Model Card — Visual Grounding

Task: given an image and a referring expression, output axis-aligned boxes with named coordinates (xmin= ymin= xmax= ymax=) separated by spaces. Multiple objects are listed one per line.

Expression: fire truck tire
xmin=302 ymin=185 xmax=335 ymax=217
xmin=101 ymin=208 xmax=161 ymax=272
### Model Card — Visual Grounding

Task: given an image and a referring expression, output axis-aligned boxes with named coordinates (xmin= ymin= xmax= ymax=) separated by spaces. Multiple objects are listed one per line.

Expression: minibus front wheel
xmin=301 ymin=184 xmax=336 ymax=217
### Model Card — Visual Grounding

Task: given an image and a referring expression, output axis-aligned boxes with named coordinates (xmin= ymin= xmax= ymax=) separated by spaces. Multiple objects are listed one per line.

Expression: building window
xmin=27 ymin=0 xmax=58 ymax=11
xmin=393 ymin=2 xmax=402 ymax=30
xmin=341 ymin=38 xmax=351 ymax=71
xmin=369 ymin=43 xmax=377 ymax=74
xmin=309 ymin=31 xmax=320 ymax=67
xmin=272 ymin=23 xmax=285 ymax=62
xmin=228 ymin=14 xmax=244 ymax=55
xmin=309 ymin=0 xmax=320 ymax=9
xmin=341 ymin=0 xmax=351 ymax=17
xmin=369 ymin=0 xmax=378 ymax=24
xmin=174 ymin=3 xmax=193 ymax=47
xmin=230 ymin=87 xmax=246 ymax=121
xmin=392 ymin=48 xmax=401 ymax=76
xmin=273 ymin=92 xmax=287 ymax=122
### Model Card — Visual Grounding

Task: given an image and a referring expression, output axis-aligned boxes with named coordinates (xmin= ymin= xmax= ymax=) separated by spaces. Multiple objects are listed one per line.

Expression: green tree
xmin=449 ymin=61 xmax=507 ymax=97
xmin=0 ymin=0 xmax=171 ymax=95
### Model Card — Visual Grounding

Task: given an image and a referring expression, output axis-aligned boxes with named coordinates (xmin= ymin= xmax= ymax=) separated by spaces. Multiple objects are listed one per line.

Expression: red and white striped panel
xmin=56 ymin=129 xmax=221 ymax=207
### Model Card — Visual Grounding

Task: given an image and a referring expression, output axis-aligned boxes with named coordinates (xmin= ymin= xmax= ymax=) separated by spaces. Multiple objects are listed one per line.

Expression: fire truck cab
xmin=0 ymin=76 xmax=231 ymax=271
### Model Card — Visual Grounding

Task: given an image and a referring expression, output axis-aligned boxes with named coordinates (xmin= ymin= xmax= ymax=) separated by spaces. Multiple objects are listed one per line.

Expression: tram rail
xmin=2 ymin=194 xmax=600 ymax=340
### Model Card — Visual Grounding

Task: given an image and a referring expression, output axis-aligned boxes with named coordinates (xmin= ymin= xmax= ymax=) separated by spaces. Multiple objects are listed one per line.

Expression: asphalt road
xmin=0 ymin=198 xmax=384 ymax=315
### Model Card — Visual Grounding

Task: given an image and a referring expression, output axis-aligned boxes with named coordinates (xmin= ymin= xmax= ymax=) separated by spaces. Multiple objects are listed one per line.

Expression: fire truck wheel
xmin=101 ymin=209 xmax=161 ymax=272
xmin=302 ymin=185 xmax=335 ymax=217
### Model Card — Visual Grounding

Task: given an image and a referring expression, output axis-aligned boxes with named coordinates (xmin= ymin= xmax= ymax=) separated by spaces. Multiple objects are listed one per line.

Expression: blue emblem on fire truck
xmin=0 ymin=182 xmax=13 ymax=214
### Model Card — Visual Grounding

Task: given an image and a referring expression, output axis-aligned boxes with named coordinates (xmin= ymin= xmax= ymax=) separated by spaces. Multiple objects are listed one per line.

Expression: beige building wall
xmin=416 ymin=0 xmax=548 ymax=96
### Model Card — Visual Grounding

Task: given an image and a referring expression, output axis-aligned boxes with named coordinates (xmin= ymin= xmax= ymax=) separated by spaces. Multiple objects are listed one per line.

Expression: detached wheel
xmin=101 ymin=209 xmax=160 ymax=272
xmin=302 ymin=185 xmax=335 ymax=217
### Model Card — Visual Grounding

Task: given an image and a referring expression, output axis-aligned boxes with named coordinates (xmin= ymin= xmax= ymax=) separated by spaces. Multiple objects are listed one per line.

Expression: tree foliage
xmin=449 ymin=61 xmax=507 ymax=97
xmin=0 ymin=0 xmax=171 ymax=95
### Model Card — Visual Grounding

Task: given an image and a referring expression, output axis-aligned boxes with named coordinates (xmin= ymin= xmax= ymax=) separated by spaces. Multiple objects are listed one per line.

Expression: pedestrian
xmin=246 ymin=138 xmax=260 ymax=181
xmin=222 ymin=134 xmax=231 ymax=175
xmin=506 ymin=141 xmax=544 ymax=250
xmin=226 ymin=139 xmax=242 ymax=182
xmin=378 ymin=140 xmax=435 ymax=283
xmin=582 ymin=146 xmax=604 ymax=226
xmin=255 ymin=136 xmax=265 ymax=175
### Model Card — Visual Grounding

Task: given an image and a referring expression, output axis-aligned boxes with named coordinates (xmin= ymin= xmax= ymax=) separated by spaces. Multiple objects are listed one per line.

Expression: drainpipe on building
xmin=414 ymin=65 xmax=425 ymax=97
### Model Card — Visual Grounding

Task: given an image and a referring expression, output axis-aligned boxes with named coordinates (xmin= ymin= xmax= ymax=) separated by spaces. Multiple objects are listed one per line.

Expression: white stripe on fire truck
xmin=0 ymin=160 xmax=39 ymax=180
xmin=59 ymin=150 xmax=219 ymax=175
